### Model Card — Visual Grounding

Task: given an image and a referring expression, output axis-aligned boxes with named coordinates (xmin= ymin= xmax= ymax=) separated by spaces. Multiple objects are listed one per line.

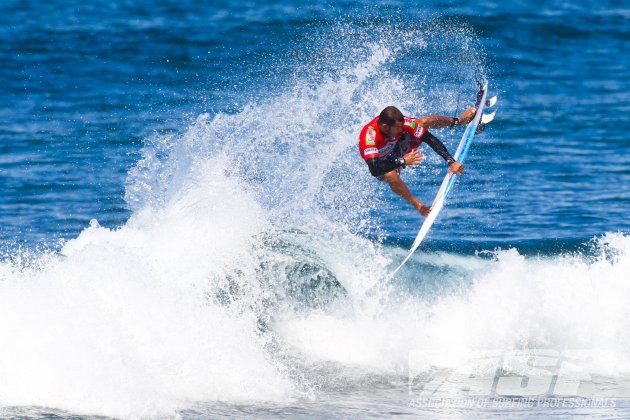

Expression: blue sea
xmin=1 ymin=0 xmax=629 ymax=418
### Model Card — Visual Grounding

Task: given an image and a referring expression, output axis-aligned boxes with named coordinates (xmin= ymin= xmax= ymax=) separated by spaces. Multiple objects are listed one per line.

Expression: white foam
xmin=277 ymin=233 xmax=630 ymax=375
xmin=0 ymin=162 xmax=292 ymax=417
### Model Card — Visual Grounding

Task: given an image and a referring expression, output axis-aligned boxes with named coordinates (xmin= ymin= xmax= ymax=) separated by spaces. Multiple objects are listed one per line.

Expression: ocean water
xmin=0 ymin=0 xmax=629 ymax=418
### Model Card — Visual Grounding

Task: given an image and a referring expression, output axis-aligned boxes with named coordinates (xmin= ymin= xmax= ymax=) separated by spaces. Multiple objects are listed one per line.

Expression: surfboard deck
xmin=391 ymin=81 xmax=495 ymax=275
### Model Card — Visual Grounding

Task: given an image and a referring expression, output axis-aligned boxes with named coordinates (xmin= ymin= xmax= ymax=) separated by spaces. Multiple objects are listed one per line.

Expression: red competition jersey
xmin=358 ymin=116 xmax=426 ymax=161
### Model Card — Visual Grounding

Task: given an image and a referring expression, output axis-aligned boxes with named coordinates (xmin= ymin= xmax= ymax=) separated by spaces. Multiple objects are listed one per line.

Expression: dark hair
xmin=378 ymin=106 xmax=404 ymax=126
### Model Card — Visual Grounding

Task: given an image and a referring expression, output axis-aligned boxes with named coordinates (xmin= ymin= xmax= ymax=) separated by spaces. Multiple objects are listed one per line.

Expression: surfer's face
xmin=380 ymin=120 xmax=403 ymax=138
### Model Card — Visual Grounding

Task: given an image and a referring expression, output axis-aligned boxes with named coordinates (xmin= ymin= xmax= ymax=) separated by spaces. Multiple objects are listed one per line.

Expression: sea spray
xmin=0 ymin=17 xmax=505 ymax=417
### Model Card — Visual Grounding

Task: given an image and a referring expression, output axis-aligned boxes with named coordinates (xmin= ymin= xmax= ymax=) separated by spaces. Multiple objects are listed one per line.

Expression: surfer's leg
xmin=382 ymin=171 xmax=430 ymax=216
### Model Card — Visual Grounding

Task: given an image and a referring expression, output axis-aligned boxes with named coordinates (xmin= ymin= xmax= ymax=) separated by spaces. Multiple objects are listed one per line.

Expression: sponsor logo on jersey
xmin=365 ymin=126 xmax=376 ymax=145
xmin=364 ymin=147 xmax=378 ymax=156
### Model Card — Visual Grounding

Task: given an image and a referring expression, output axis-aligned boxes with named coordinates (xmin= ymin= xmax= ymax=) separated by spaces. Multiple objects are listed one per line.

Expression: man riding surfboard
xmin=358 ymin=106 xmax=475 ymax=216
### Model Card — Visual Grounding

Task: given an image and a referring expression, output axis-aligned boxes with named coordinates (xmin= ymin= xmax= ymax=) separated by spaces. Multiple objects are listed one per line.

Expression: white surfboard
xmin=391 ymin=81 xmax=492 ymax=275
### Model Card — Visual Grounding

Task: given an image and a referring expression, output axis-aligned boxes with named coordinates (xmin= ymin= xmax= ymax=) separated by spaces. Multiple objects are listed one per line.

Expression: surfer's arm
xmin=382 ymin=171 xmax=431 ymax=217
xmin=365 ymin=156 xmax=402 ymax=177
xmin=415 ymin=107 xmax=476 ymax=129
xmin=421 ymin=131 xmax=455 ymax=165
xmin=422 ymin=132 xmax=464 ymax=175
xmin=366 ymin=150 xmax=424 ymax=177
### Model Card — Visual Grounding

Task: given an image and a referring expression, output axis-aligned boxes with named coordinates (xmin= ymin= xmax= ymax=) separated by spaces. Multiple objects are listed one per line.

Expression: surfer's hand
xmin=413 ymin=201 xmax=432 ymax=217
xmin=421 ymin=205 xmax=432 ymax=217
xmin=449 ymin=161 xmax=464 ymax=175
xmin=403 ymin=149 xmax=424 ymax=166
xmin=458 ymin=107 xmax=476 ymax=125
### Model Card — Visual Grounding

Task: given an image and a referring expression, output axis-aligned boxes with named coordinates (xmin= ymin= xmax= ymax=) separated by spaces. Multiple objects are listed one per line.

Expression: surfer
xmin=358 ymin=106 xmax=475 ymax=216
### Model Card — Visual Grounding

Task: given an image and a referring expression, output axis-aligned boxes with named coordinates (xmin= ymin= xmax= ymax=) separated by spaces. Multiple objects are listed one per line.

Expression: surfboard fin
xmin=485 ymin=96 xmax=498 ymax=108
xmin=476 ymin=111 xmax=497 ymax=134
xmin=481 ymin=111 xmax=496 ymax=124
